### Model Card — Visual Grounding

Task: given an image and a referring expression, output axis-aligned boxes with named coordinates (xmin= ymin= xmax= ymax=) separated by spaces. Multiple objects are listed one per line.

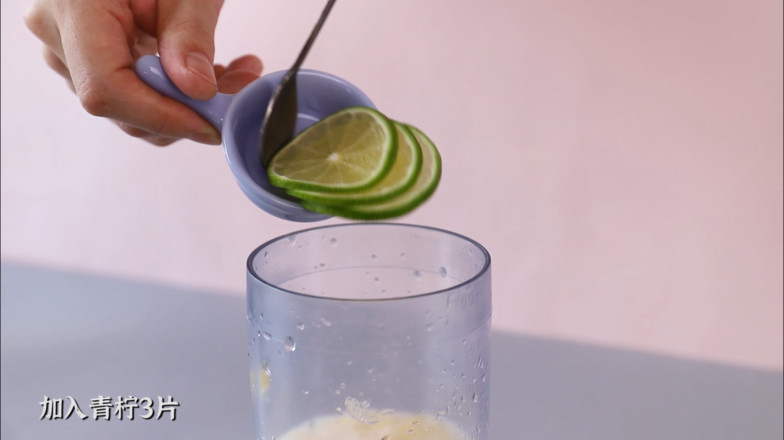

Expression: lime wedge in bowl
xmin=288 ymin=121 xmax=423 ymax=205
xmin=301 ymin=124 xmax=441 ymax=220
xmin=267 ymin=106 xmax=397 ymax=193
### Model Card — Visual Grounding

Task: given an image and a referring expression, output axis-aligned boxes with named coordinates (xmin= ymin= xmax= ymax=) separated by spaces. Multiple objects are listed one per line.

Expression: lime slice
xmin=288 ymin=121 xmax=423 ymax=204
xmin=267 ymin=106 xmax=397 ymax=193
xmin=301 ymin=124 xmax=441 ymax=220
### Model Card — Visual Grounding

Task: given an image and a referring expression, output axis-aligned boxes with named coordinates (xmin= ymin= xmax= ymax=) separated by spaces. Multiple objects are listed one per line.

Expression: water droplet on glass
xmin=400 ymin=252 xmax=407 ymax=260
xmin=258 ymin=312 xmax=264 ymax=321
xmin=319 ymin=262 xmax=326 ymax=267
xmin=374 ymin=277 xmax=380 ymax=282
xmin=284 ymin=336 xmax=296 ymax=352
xmin=439 ymin=266 xmax=448 ymax=277
xmin=426 ymin=323 xmax=435 ymax=332
xmin=296 ymin=323 xmax=305 ymax=331
xmin=346 ymin=360 xmax=353 ymax=366
xmin=262 ymin=331 xmax=272 ymax=341
xmin=413 ymin=270 xmax=422 ymax=279
xmin=370 ymin=254 xmax=377 ymax=260
xmin=302 ymin=389 xmax=309 ymax=395
xmin=473 ymin=393 xmax=479 ymax=403
xmin=320 ymin=317 xmax=332 ymax=327
xmin=329 ymin=237 xmax=338 ymax=247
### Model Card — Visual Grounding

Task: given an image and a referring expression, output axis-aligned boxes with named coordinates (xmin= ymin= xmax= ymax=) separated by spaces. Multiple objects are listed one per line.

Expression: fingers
xmin=42 ymin=47 xmax=75 ymax=91
xmin=25 ymin=0 xmax=64 ymax=59
xmin=115 ymin=121 xmax=178 ymax=146
xmin=25 ymin=0 xmax=259 ymax=147
xmin=119 ymin=53 xmax=263 ymax=146
xmin=217 ymin=54 xmax=263 ymax=94
xmin=156 ymin=0 xmax=224 ymax=100
xmin=40 ymin=0 xmax=221 ymax=144
xmin=226 ymin=54 xmax=263 ymax=74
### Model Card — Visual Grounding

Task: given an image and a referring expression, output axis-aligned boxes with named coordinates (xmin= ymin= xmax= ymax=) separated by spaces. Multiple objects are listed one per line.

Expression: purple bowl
xmin=135 ymin=55 xmax=375 ymax=222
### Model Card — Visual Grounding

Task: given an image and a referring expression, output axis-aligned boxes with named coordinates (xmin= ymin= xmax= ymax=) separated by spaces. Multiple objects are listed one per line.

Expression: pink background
xmin=2 ymin=0 xmax=782 ymax=370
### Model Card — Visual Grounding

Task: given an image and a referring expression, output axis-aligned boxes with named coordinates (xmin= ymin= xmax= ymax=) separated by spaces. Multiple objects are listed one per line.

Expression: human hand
xmin=25 ymin=0 xmax=263 ymax=146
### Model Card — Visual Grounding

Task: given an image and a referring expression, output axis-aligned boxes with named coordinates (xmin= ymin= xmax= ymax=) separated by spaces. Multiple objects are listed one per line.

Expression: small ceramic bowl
xmin=134 ymin=55 xmax=375 ymax=222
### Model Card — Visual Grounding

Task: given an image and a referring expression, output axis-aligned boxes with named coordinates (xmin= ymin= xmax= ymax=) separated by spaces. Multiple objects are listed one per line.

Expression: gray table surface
xmin=2 ymin=262 xmax=782 ymax=439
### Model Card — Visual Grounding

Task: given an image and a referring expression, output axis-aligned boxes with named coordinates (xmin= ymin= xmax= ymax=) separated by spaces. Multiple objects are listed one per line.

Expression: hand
xmin=24 ymin=0 xmax=263 ymax=146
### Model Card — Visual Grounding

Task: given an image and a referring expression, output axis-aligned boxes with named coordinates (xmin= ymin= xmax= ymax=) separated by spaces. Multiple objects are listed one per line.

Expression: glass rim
xmin=246 ymin=222 xmax=491 ymax=303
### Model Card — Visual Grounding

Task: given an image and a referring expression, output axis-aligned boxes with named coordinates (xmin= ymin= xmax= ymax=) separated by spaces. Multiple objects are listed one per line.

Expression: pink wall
xmin=2 ymin=0 xmax=781 ymax=370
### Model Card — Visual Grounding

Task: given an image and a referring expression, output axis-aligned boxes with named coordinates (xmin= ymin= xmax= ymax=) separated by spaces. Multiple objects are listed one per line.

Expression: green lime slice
xmin=267 ymin=106 xmax=397 ymax=193
xmin=288 ymin=121 xmax=423 ymax=205
xmin=302 ymin=123 xmax=441 ymax=220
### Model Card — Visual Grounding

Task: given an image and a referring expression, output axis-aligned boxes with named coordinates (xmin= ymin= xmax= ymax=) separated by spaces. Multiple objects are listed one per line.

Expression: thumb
xmin=157 ymin=0 xmax=224 ymax=100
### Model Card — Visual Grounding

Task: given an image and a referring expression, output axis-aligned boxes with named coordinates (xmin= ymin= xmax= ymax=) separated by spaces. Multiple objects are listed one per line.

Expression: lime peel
xmin=267 ymin=106 xmax=397 ymax=193
xmin=267 ymin=104 xmax=442 ymax=220
xmin=300 ymin=124 xmax=442 ymax=220
xmin=288 ymin=122 xmax=423 ymax=205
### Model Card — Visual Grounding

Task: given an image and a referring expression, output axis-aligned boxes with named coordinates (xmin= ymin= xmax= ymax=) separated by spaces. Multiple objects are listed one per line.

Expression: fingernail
xmin=185 ymin=52 xmax=217 ymax=86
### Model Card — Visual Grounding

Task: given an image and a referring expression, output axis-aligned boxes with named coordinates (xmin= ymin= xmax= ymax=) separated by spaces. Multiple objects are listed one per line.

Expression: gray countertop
xmin=2 ymin=262 xmax=781 ymax=439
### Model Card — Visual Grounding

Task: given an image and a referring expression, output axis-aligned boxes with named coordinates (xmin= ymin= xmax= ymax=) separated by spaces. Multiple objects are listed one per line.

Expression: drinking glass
xmin=246 ymin=223 xmax=492 ymax=439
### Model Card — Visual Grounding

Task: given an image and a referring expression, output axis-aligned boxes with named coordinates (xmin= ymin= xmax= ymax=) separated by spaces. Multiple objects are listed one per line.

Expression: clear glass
xmin=246 ymin=223 xmax=491 ymax=439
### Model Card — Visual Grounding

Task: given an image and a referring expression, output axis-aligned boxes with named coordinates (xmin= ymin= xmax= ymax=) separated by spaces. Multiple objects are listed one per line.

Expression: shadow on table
xmin=2 ymin=263 xmax=782 ymax=439
xmin=490 ymin=332 xmax=783 ymax=440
